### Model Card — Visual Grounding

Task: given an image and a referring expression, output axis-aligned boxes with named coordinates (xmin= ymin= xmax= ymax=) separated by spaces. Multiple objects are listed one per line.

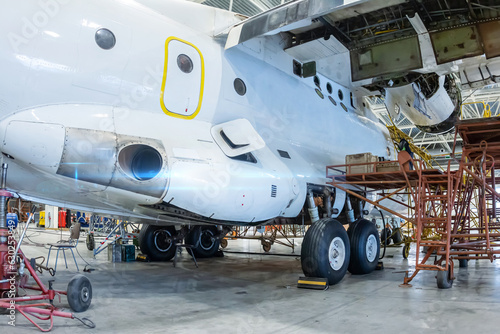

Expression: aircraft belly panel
xmin=168 ymin=151 xmax=298 ymax=222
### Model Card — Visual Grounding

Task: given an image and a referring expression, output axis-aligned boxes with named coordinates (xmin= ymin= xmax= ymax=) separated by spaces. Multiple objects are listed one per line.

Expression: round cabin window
xmin=95 ymin=28 xmax=116 ymax=50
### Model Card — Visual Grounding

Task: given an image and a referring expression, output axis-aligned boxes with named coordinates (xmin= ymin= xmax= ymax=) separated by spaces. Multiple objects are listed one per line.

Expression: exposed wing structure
xmin=225 ymin=0 xmax=500 ymax=89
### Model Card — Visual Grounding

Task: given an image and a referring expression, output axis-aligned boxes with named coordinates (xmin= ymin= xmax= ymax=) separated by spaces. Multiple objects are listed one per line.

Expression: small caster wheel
xmin=67 ymin=274 xmax=92 ymax=312
xmin=86 ymin=233 xmax=95 ymax=251
xmin=402 ymin=244 xmax=410 ymax=259
xmin=436 ymin=266 xmax=453 ymax=289
xmin=262 ymin=241 xmax=271 ymax=253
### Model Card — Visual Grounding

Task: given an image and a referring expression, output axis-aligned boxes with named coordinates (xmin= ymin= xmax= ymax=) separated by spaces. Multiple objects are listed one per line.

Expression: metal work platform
xmin=327 ymin=116 xmax=500 ymax=288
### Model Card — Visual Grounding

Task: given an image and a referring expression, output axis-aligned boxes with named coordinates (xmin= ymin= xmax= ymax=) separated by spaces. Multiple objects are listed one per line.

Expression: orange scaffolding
xmin=327 ymin=116 xmax=500 ymax=288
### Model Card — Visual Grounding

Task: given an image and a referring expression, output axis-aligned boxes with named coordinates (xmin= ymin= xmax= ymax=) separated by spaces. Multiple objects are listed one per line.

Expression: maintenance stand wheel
xmin=436 ymin=266 xmax=454 ymax=289
xmin=67 ymin=274 xmax=92 ymax=312
xmin=392 ymin=228 xmax=403 ymax=244
xmin=139 ymin=225 xmax=177 ymax=261
xmin=402 ymin=244 xmax=410 ymax=259
xmin=459 ymin=259 xmax=469 ymax=268
xmin=86 ymin=233 xmax=95 ymax=251
xmin=381 ymin=227 xmax=392 ymax=246
xmin=220 ymin=238 xmax=228 ymax=249
xmin=301 ymin=218 xmax=350 ymax=285
xmin=262 ymin=240 xmax=272 ymax=253
xmin=185 ymin=226 xmax=220 ymax=258
xmin=347 ymin=219 xmax=380 ymax=275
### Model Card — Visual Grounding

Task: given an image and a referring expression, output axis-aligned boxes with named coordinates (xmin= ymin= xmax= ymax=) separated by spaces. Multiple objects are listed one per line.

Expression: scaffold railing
xmin=327 ymin=116 xmax=500 ymax=287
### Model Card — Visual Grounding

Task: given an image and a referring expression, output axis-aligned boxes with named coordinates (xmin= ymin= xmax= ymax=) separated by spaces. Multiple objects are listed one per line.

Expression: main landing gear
xmin=139 ymin=225 xmax=177 ymax=261
xmin=138 ymin=225 xmax=222 ymax=261
xmin=301 ymin=218 xmax=380 ymax=285
xmin=139 ymin=218 xmax=379 ymax=286
xmin=185 ymin=226 xmax=220 ymax=258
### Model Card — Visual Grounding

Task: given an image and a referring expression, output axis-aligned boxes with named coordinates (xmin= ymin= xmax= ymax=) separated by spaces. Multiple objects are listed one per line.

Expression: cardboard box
xmin=346 ymin=153 xmax=378 ymax=174
xmin=376 ymin=161 xmax=400 ymax=173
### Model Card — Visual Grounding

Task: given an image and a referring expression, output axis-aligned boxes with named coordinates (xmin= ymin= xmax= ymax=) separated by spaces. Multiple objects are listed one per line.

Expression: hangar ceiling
xmin=191 ymin=0 xmax=500 ymax=169
xmin=366 ymin=84 xmax=500 ymax=169
xmin=191 ymin=0 xmax=292 ymax=17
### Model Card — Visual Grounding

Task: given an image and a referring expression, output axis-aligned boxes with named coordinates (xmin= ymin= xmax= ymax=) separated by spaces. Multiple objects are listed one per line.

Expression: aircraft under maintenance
xmin=0 ymin=0 xmax=499 ymax=285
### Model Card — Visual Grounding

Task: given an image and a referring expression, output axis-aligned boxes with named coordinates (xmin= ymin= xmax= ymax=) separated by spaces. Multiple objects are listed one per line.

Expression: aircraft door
xmin=161 ymin=37 xmax=204 ymax=119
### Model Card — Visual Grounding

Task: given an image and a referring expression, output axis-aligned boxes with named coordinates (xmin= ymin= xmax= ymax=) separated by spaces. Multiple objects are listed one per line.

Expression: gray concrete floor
xmin=2 ymin=227 xmax=500 ymax=333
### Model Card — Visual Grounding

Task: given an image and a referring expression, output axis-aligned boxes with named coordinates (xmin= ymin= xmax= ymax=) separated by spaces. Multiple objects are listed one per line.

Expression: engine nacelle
xmin=384 ymin=74 xmax=460 ymax=134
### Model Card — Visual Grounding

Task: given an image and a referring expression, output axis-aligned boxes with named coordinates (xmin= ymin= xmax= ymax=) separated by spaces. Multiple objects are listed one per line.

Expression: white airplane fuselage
xmin=0 ymin=0 xmax=392 ymax=224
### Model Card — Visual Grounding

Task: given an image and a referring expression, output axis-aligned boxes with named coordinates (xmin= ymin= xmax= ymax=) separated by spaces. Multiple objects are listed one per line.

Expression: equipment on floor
xmin=297 ymin=277 xmax=329 ymax=290
xmin=0 ymin=164 xmax=95 ymax=331
xmin=136 ymin=253 xmax=150 ymax=262
xmin=173 ymin=242 xmax=198 ymax=268
xmin=47 ymin=223 xmax=81 ymax=273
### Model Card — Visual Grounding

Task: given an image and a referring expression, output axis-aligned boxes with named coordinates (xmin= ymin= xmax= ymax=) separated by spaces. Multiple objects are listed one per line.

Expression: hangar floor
xmin=2 ymin=228 xmax=500 ymax=334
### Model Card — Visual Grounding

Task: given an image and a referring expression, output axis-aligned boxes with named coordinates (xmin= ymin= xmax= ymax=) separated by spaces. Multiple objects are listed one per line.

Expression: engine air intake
xmin=119 ymin=145 xmax=162 ymax=181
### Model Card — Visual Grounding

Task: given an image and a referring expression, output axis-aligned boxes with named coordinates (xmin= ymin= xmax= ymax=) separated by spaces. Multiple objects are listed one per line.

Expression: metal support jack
xmin=0 ymin=164 xmax=95 ymax=331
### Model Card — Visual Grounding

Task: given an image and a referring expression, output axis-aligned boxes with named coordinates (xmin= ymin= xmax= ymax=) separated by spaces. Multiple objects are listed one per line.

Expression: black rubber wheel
xmin=185 ymin=226 xmax=220 ymax=258
xmin=301 ymin=218 xmax=350 ymax=285
xmin=86 ymin=233 xmax=95 ymax=251
xmin=67 ymin=274 xmax=92 ymax=312
xmin=347 ymin=219 xmax=380 ymax=275
xmin=138 ymin=225 xmax=177 ymax=261
xmin=459 ymin=259 xmax=468 ymax=268
xmin=381 ymin=227 xmax=392 ymax=246
xmin=262 ymin=241 xmax=271 ymax=253
xmin=402 ymin=244 xmax=410 ymax=259
xmin=391 ymin=228 xmax=403 ymax=244
xmin=436 ymin=266 xmax=454 ymax=289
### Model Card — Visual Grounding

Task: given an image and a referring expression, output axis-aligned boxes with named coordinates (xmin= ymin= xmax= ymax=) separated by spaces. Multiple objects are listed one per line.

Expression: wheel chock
xmin=297 ymin=277 xmax=329 ymax=290
xmin=376 ymin=261 xmax=384 ymax=270
xmin=136 ymin=253 xmax=150 ymax=262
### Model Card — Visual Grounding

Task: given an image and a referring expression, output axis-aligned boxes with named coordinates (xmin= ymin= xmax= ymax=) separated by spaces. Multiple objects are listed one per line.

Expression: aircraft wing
xmin=225 ymin=0 xmax=500 ymax=89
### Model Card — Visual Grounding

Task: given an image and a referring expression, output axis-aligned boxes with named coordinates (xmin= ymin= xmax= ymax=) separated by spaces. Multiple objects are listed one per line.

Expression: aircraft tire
xmin=185 ymin=226 xmax=220 ymax=258
xmin=301 ymin=218 xmax=350 ymax=285
xmin=347 ymin=219 xmax=380 ymax=275
xmin=139 ymin=225 xmax=177 ymax=261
